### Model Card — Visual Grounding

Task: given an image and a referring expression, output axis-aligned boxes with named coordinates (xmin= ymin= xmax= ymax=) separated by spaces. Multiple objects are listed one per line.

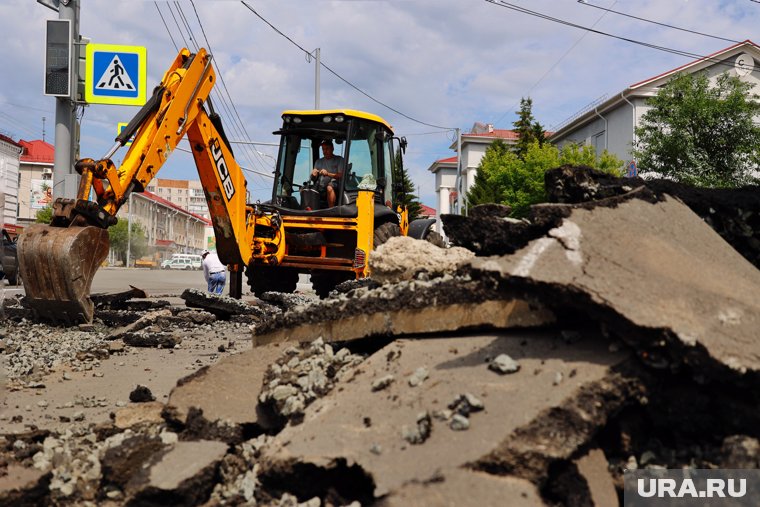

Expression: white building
xmin=145 ymin=178 xmax=210 ymax=219
xmin=551 ymin=40 xmax=760 ymax=167
xmin=0 ymin=134 xmax=22 ymax=229
xmin=427 ymin=124 xmax=517 ymax=233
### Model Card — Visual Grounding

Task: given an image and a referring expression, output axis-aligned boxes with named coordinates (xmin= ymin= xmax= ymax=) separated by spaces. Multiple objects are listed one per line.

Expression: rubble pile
xmin=3 ymin=166 xmax=760 ymax=506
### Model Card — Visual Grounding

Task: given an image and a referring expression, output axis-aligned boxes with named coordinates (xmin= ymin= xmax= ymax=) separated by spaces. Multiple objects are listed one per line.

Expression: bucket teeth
xmin=17 ymin=224 xmax=110 ymax=324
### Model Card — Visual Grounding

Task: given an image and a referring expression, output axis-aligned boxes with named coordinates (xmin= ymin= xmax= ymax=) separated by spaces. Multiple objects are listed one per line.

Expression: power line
xmin=154 ymin=3 xmax=179 ymax=53
xmin=577 ymin=0 xmax=741 ymax=44
xmin=484 ymin=0 xmax=741 ymax=70
xmin=188 ymin=0 xmax=274 ymax=180
xmin=239 ymin=1 xmax=454 ymax=131
xmin=491 ymin=0 xmax=618 ymax=127
xmin=156 ymin=1 xmax=273 ymax=190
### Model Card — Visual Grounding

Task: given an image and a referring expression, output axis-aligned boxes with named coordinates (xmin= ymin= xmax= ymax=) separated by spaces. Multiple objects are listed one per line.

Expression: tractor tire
xmin=247 ymin=266 xmax=299 ymax=297
xmin=373 ymin=222 xmax=400 ymax=248
xmin=425 ymin=230 xmax=446 ymax=248
xmin=311 ymin=271 xmax=354 ymax=299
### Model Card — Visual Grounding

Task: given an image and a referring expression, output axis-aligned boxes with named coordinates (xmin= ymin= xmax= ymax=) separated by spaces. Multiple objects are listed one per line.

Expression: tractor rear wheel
xmin=247 ymin=265 xmax=299 ymax=297
xmin=311 ymin=271 xmax=354 ymax=299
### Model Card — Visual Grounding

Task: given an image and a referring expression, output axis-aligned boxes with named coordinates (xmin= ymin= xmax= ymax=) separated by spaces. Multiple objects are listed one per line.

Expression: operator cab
xmin=271 ymin=110 xmax=398 ymax=214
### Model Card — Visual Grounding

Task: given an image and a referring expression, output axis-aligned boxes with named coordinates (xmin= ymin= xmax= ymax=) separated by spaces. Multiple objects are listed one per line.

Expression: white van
xmin=162 ymin=253 xmax=202 ymax=270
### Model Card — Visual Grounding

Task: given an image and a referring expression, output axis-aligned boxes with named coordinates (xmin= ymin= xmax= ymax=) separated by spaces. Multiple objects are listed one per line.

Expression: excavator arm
xmin=18 ymin=48 xmax=254 ymax=324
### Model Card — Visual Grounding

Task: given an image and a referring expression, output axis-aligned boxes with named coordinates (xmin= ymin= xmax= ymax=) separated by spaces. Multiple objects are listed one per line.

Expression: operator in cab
xmin=310 ymin=139 xmax=344 ymax=207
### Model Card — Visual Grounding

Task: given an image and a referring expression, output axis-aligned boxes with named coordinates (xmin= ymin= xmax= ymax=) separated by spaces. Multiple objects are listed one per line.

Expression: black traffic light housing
xmin=44 ymin=19 xmax=71 ymax=97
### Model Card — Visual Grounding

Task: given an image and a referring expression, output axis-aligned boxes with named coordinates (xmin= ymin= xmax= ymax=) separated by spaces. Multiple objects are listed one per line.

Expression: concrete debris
xmin=258 ymin=291 xmax=318 ymax=312
xmin=372 ymin=374 xmax=395 ymax=392
xmin=369 ymin=235 xmax=474 ymax=284
xmin=408 ymin=366 xmax=429 ymax=387
xmin=91 ymin=286 xmax=148 ymax=309
xmin=126 ymin=440 xmax=228 ymax=506
xmin=401 ymin=411 xmax=432 ymax=444
xmin=6 ymin=166 xmax=760 ymax=506
xmin=257 ymin=338 xmax=365 ymax=425
xmin=181 ymin=288 xmax=273 ymax=320
xmin=489 ymin=353 xmax=520 ymax=374
xmin=467 ymin=194 xmax=760 ymax=375
xmin=129 ymin=385 xmax=156 ymax=403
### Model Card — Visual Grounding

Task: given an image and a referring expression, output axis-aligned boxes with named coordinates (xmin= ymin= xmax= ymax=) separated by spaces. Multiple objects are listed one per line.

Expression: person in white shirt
xmin=201 ymin=249 xmax=226 ymax=294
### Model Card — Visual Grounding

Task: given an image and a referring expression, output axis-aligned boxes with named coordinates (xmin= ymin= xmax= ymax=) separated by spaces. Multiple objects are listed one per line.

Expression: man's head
xmin=201 ymin=249 xmax=210 ymax=258
xmin=320 ymin=140 xmax=334 ymax=157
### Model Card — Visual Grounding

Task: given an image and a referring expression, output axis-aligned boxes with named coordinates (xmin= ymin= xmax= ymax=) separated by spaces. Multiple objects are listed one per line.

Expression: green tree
xmin=35 ymin=206 xmax=53 ymax=224
xmin=392 ymin=149 xmax=422 ymax=220
xmin=513 ymin=97 xmax=547 ymax=159
xmin=466 ymin=139 xmax=512 ymax=208
xmin=467 ymin=141 xmax=623 ymax=217
xmin=108 ymin=220 xmax=147 ymax=265
xmin=559 ymin=143 xmax=624 ymax=175
xmin=633 ymin=72 xmax=760 ymax=187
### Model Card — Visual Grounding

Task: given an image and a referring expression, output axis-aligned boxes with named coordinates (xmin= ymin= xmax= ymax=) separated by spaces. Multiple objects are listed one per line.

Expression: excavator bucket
xmin=17 ymin=224 xmax=110 ymax=324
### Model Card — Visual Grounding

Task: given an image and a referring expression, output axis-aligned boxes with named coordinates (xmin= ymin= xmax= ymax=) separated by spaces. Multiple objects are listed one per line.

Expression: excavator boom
xmin=18 ymin=48 xmax=251 ymax=324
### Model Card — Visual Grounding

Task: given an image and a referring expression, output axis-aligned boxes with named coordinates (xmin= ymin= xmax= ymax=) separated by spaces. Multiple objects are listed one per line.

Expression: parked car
xmin=1 ymin=229 xmax=19 ymax=285
xmin=162 ymin=254 xmax=202 ymax=270
xmin=167 ymin=258 xmax=197 ymax=270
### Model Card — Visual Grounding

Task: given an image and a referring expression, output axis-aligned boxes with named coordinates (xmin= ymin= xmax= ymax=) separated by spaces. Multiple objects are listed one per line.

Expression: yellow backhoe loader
xmin=18 ymin=47 xmax=440 ymax=324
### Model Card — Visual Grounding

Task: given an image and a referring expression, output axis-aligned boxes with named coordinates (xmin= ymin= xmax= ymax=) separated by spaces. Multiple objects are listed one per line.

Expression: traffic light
xmin=44 ymin=19 xmax=71 ymax=97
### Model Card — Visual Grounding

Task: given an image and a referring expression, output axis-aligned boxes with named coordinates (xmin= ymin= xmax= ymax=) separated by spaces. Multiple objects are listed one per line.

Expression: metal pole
xmin=127 ymin=193 xmax=132 ymax=267
xmin=315 ymin=48 xmax=320 ymax=109
xmin=52 ymin=0 xmax=79 ymax=200
xmin=455 ymin=128 xmax=463 ymax=215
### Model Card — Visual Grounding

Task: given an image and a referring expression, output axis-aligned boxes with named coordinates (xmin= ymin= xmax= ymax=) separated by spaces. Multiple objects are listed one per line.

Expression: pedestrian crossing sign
xmin=85 ymin=43 xmax=147 ymax=106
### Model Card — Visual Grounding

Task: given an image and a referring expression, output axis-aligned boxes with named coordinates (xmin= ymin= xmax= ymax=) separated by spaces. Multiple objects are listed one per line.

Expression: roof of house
xmin=140 ymin=190 xmax=212 ymax=225
xmin=419 ymin=203 xmax=436 ymax=217
xmin=427 ymin=155 xmax=458 ymax=173
xmin=18 ymin=139 xmax=54 ymax=164
xmin=630 ymin=40 xmax=760 ymax=90
xmin=463 ymin=129 xmax=519 ymax=140
xmin=0 ymin=134 xmax=21 ymax=149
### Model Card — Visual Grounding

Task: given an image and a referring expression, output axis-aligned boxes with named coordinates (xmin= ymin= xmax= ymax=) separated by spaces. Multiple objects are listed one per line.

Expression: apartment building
xmin=145 ymin=178 xmax=210 ymax=219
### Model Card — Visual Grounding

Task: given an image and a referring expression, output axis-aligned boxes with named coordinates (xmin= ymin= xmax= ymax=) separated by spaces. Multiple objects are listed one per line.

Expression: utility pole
xmin=455 ymin=128 xmax=463 ymax=215
xmin=41 ymin=0 xmax=80 ymax=201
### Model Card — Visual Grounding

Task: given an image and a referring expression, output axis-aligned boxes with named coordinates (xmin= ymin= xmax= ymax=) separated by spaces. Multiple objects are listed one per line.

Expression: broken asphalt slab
xmin=464 ymin=194 xmax=760 ymax=376
xmin=165 ymin=344 xmax=286 ymax=438
xmin=256 ymin=332 xmax=640 ymax=499
xmin=253 ymin=276 xmax=555 ymax=346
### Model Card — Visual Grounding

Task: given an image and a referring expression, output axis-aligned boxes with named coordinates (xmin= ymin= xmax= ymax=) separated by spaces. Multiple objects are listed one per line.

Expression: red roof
xmin=141 ymin=190 xmax=212 ymax=225
xmin=436 ymin=156 xmax=458 ymax=164
xmin=419 ymin=204 xmax=436 ymax=218
xmin=464 ymin=129 xmax=519 ymax=140
xmin=19 ymin=139 xmax=54 ymax=163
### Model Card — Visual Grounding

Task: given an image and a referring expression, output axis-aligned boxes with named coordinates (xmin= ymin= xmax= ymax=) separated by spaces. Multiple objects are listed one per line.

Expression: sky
xmin=1 ymin=0 xmax=759 ymax=207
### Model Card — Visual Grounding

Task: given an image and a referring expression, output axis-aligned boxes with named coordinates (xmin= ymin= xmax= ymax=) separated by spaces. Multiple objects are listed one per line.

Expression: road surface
xmin=1 ymin=267 xmax=313 ymax=298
